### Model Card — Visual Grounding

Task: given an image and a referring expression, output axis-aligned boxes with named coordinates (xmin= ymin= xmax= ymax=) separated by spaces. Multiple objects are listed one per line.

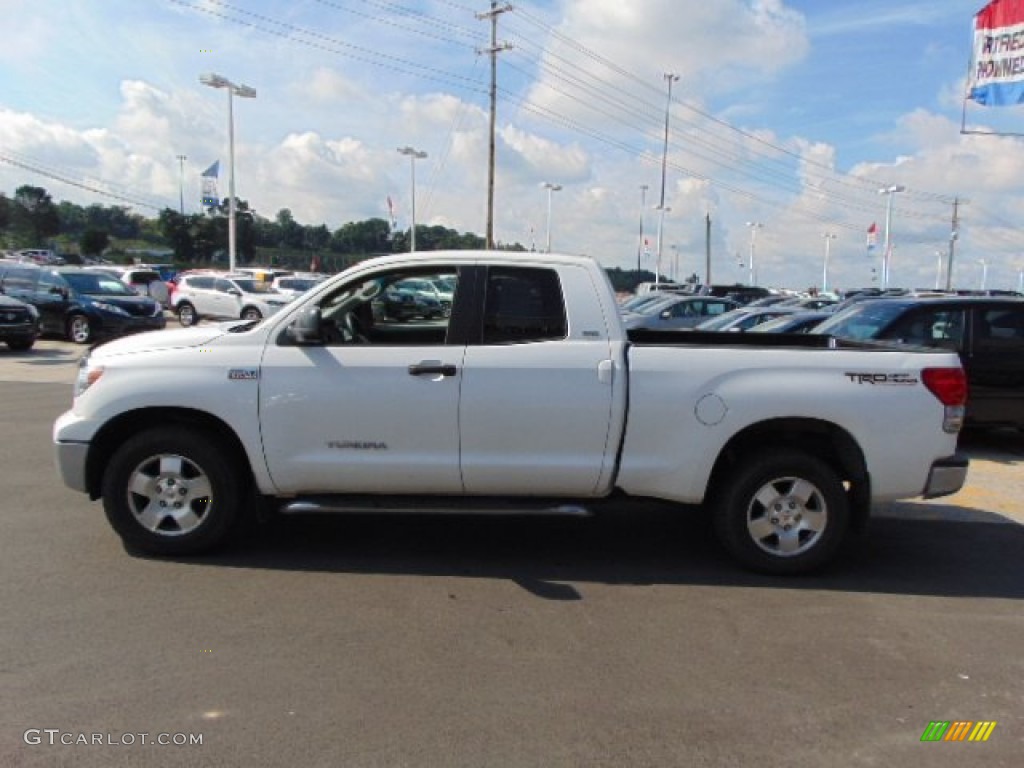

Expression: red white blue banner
xmin=968 ymin=0 xmax=1024 ymax=106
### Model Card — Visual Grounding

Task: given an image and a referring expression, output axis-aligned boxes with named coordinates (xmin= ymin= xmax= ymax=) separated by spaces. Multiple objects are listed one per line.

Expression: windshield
xmin=63 ymin=272 xmax=137 ymax=296
xmin=812 ymin=301 xmax=908 ymax=340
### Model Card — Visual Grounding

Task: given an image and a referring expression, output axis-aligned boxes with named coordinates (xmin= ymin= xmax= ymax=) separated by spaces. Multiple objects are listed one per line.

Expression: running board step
xmin=278 ymin=495 xmax=593 ymax=517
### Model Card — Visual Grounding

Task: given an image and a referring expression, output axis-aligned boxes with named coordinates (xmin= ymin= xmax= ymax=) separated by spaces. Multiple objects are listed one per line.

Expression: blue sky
xmin=2 ymin=0 xmax=1022 ymax=291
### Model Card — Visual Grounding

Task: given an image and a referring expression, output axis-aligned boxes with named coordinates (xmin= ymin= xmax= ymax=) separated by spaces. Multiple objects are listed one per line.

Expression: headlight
xmin=93 ymin=302 xmax=130 ymax=317
xmin=74 ymin=354 xmax=104 ymax=398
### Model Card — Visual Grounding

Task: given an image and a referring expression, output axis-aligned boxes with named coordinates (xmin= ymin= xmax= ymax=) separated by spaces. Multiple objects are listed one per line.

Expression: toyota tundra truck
xmin=53 ymin=251 xmax=969 ymax=574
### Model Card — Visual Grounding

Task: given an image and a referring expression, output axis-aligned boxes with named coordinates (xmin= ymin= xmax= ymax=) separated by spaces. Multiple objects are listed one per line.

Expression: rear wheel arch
xmin=707 ymin=418 xmax=870 ymax=530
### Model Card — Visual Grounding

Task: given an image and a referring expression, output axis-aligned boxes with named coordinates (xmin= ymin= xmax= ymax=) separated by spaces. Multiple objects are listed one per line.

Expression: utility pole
xmin=176 ymin=154 xmax=187 ymax=215
xmin=945 ymin=197 xmax=959 ymax=291
xmin=656 ymin=73 xmax=679 ymax=282
xmin=704 ymin=211 xmax=711 ymax=285
xmin=636 ymin=184 xmax=648 ymax=273
xmin=476 ymin=2 xmax=513 ymax=250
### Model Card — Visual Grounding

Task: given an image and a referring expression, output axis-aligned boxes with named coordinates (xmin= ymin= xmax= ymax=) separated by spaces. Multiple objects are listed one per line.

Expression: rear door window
xmin=481 ymin=267 xmax=567 ymax=344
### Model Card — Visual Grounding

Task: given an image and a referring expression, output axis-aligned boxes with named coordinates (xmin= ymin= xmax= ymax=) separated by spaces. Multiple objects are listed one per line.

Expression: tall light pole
xmin=636 ymin=184 xmax=648 ymax=273
xmin=200 ymin=73 xmax=256 ymax=273
xmin=878 ymin=184 xmax=905 ymax=289
xmin=978 ymin=259 xmax=989 ymax=290
xmin=176 ymin=154 xmax=187 ymax=215
xmin=1018 ymin=266 xmax=1024 ymax=294
xmin=541 ymin=182 xmax=562 ymax=253
xmin=822 ymin=232 xmax=836 ymax=294
xmin=746 ymin=222 xmax=763 ymax=286
xmin=935 ymin=250 xmax=944 ymax=290
xmin=656 ymin=73 xmax=679 ymax=285
xmin=397 ymin=146 xmax=428 ymax=253
xmin=670 ymin=243 xmax=679 ymax=282
xmin=654 ymin=205 xmax=671 ymax=284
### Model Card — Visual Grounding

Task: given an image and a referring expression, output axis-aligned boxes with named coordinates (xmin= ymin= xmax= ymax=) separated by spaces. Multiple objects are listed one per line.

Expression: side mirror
xmin=228 ymin=289 xmax=242 ymax=297
xmin=286 ymin=305 xmax=324 ymax=345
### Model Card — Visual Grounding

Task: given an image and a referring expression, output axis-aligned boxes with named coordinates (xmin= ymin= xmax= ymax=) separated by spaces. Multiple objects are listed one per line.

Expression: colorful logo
xmin=920 ymin=721 xmax=997 ymax=742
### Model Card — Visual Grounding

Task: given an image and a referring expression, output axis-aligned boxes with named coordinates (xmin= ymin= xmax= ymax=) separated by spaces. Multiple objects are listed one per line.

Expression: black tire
xmin=177 ymin=302 xmax=198 ymax=327
xmin=241 ymin=306 xmax=262 ymax=321
xmin=101 ymin=427 xmax=243 ymax=556
xmin=713 ymin=449 xmax=849 ymax=575
xmin=66 ymin=314 xmax=93 ymax=344
xmin=7 ymin=337 xmax=35 ymax=351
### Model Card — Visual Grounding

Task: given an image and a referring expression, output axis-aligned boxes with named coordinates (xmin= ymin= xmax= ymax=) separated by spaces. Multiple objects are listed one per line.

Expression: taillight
xmin=922 ymin=367 xmax=967 ymax=434
xmin=922 ymin=367 xmax=967 ymax=406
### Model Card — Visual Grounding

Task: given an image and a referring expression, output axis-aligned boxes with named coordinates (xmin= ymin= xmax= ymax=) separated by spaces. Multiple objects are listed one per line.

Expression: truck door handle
xmin=408 ymin=362 xmax=458 ymax=377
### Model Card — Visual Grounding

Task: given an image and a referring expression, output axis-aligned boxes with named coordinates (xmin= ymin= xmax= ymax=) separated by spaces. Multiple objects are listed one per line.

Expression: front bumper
xmin=55 ymin=440 xmax=90 ymax=494
xmin=54 ymin=409 xmax=92 ymax=494
xmin=922 ymin=454 xmax=969 ymax=499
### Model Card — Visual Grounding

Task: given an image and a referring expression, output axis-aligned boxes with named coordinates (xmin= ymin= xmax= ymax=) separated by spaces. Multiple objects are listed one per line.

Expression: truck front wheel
xmin=713 ymin=450 xmax=849 ymax=575
xmin=101 ymin=427 xmax=241 ymax=556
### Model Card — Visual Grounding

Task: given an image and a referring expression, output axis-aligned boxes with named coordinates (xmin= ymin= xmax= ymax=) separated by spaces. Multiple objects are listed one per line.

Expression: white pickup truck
xmin=54 ymin=252 xmax=969 ymax=574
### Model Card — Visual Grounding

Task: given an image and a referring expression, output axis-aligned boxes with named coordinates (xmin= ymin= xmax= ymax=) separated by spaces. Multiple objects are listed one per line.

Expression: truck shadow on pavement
xmin=167 ymin=501 xmax=1024 ymax=601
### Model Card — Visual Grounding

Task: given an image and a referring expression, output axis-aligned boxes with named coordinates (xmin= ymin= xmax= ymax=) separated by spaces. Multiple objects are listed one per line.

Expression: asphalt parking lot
xmin=2 ymin=334 xmax=1022 ymax=767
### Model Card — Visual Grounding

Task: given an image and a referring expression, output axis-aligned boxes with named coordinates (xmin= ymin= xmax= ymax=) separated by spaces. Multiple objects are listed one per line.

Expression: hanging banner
xmin=968 ymin=0 xmax=1024 ymax=106
xmin=201 ymin=160 xmax=220 ymax=207
xmin=386 ymin=195 xmax=398 ymax=232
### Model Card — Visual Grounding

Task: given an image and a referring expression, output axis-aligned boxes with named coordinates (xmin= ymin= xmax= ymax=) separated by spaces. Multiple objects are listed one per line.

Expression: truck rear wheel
xmin=101 ymin=427 xmax=241 ymax=556
xmin=713 ymin=450 xmax=848 ymax=575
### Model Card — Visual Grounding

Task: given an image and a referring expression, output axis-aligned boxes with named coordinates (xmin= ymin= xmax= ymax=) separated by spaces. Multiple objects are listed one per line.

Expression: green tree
xmin=10 ymin=185 xmax=60 ymax=246
xmin=275 ymin=209 xmax=304 ymax=249
xmin=57 ymin=201 xmax=87 ymax=237
xmin=331 ymin=218 xmax=392 ymax=254
xmin=158 ymin=208 xmax=195 ymax=262
xmin=0 ymin=193 xmax=9 ymax=243
xmin=80 ymin=229 xmax=110 ymax=257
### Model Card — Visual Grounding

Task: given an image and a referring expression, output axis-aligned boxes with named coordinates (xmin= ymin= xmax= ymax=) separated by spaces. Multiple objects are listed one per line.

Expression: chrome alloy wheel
xmin=126 ymin=453 xmax=214 ymax=537
xmin=68 ymin=315 xmax=91 ymax=344
xmin=745 ymin=476 xmax=828 ymax=558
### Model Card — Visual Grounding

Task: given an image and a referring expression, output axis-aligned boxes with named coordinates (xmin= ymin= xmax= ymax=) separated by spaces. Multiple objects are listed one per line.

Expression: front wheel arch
xmin=85 ymin=407 xmax=254 ymax=501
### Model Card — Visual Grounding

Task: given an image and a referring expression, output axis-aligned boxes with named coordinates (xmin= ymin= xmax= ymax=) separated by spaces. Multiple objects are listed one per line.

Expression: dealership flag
xmin=866 ymin=222 xmax=878 ymax=251
xmin=386 ymin=195 xmax=398 ymax=231
xmin=968 ymin=0 xmax=1024 ymax=106
xmin=200 ymin=161 xmax=220 ymax=207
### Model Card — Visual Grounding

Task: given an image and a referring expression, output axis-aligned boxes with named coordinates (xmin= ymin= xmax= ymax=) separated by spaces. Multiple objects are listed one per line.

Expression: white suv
xmin=171 ymin=272 xmax=292 ymax=326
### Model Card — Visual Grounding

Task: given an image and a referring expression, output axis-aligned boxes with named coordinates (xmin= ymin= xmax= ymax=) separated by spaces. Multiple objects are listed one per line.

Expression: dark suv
xmin=813 ymin=296 xmax=1024 ymax=429
xmin=0 ymin=278 xmax=40 ymax=350
xmin=0 ymin=263 xmax=166 ymax=344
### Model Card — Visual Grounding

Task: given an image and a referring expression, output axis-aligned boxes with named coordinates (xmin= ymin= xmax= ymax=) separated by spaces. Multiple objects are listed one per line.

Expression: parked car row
xmin=170 ymin=270 xmax=295 ymax=326
xmin=0 ymin=260 xmax=165 ymax=344
xmin=618 ymin=287 xmax=1024 ymax=430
